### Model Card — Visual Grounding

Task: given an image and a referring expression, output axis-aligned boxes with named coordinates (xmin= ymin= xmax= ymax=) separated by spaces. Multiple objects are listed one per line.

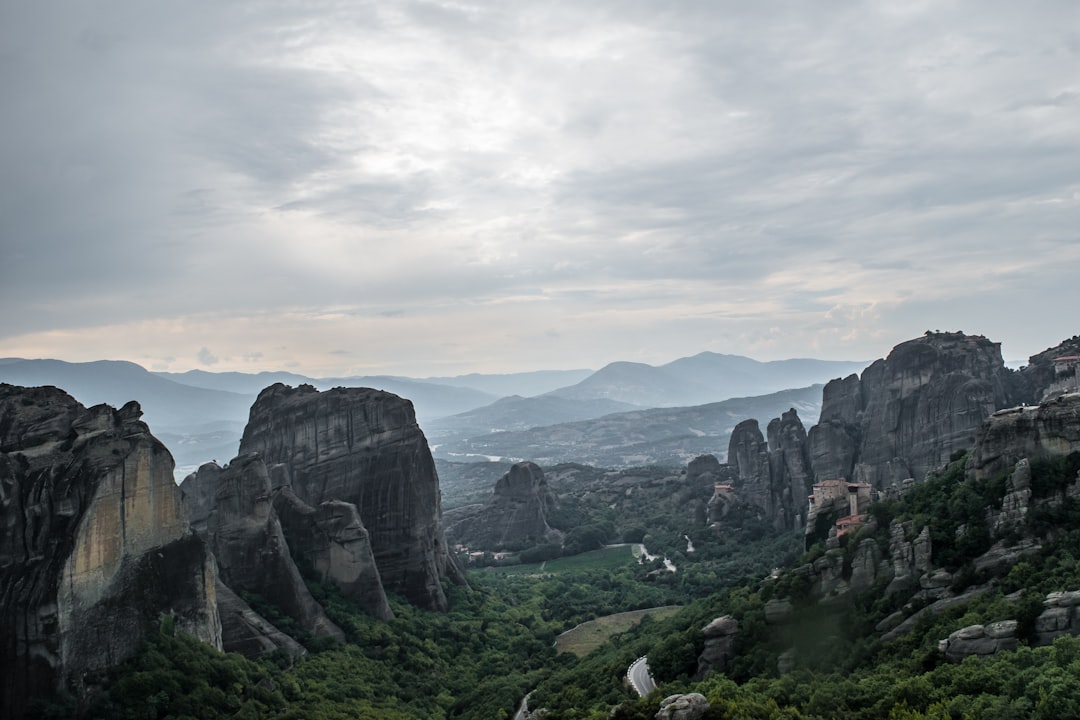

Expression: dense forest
xmin=31 ymin=453 xmax=1080 ymax=719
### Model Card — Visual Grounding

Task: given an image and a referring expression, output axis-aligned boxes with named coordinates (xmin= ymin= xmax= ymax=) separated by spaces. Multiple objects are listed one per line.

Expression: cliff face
xmin=727 ymin=410 xmax=813 ymax=529
xmin=444 ymin=461 xmax=561 ymax=550
xmin=809 ymin=332 xmax=1011 ymax=488
xmin=0 ymin=385 xmax=220 ymax=718
xmin=968 ymin=393 xmax=1080 ymax=482
xmin=272 ymin=487 xmax=393 ymax=621
xmin=180 ymin=454 xmax=344 ymax=645
xmin=238 ymin=384 xmax=464 ymax=612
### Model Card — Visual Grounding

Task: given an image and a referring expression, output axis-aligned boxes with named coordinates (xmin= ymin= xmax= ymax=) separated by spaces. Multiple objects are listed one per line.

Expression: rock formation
xmin=1034 ymin=590 xmax=1080 ymax=646
xmin=179 ymin=455 xmax=344 ymax=646
xmin=695 ymin=615 xmax=738 ymax=680
xmin=272 ymin=486 xmax=393 ymax=621
xmin=968 ymin=393 xmax=1080 ymax=482
xmin=237 ymin=384 xmax=464 ymax=612
xmin=1017 ymin=335 xmax=1080 ymax=403
xmin=726 ymin=410 xmax=813 ymax=529
xmin=444 ymin=461 xmax=561 ymax=550
xmin=655 ymin=693 xmax=710 ymax=720
xmin=939 ymin=621 xmax=1018 ymax=662
xmin=809 ymin=332 xmax=1012 ymax=489
xmin=0 ymin=385 xmax=220 ymax=718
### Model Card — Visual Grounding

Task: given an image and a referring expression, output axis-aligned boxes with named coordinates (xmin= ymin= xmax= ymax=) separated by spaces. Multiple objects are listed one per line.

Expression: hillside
xmin=433 ymin=384 xmax=824 ymax=467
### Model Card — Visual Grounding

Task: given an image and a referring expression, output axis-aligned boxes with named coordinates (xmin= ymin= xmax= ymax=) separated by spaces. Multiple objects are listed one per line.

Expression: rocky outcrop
xmin=1034 ymin=590 xmax=1080 ymax=646
xmin=727 ymin=410 xmax=813 ymax=530
xmin=0 ymin=385 xmax=220 ymax=718
xmin=939 ymin=621 xmax=1018 ymax=662
xmin=656 ymin=693 xmax=710 ymax=720
xmin=272 ymin=487 xmax=393 ymax=621
xmin=180 ymin=454 xmax=344 ymax=645
xmin=1018 ymin=336 xmax=1080 ymax=403
xmin=695 ymin=615 xmax=738 ymax=680
xmin=809 ymin=332 xmax=1012 ymax=489
xmin=968 ymin=393 xmax=1080 ymax=482
xmin=883 ymin=521 xmax=933 ymax=596
xmin=238 ymin=384 xmax=465 ymax=612
xmin=444 ymin=461 xmax=561 ymax=550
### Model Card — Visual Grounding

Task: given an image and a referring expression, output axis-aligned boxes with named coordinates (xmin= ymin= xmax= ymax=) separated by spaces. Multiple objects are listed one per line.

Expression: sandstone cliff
xmin=179 ymin=455 xmax=344 ymax=647
xmin=968 ymin=393 xmax=1080 ymax=482
xmin=810 ymin=332 xmax=1012 ymax=488
xmin=238 ymin=384 xmax=464 ymax=612
xmin=0 ymin=385 xmax=220 ymax=718
xmin=272 ymin=486 xmax=393 ymax=621
xmin=444 ymin=461 xmax=561 ymax=550
xmin=726 ymin=409 xmax=813 ymax=529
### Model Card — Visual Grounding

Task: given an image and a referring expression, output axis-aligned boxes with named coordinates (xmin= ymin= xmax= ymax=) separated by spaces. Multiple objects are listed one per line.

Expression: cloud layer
xmin=2 ymin=1 xmax=1078 ymax=375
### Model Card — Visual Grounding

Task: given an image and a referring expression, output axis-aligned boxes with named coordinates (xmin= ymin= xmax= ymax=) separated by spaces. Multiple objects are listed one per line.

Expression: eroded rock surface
xmin=727 ymin=410 xmax=814 ymax=529
xmin=968 ymin=393 xmax=1080 ymax=482
xmin=444 ymin=461 xmax=561 ymax=550
xmin=695 ymin=615 xmax=738 ymax=680
xmin=238 ymin=384 xmax=464 ymax=611
xmin=180 ymin=454 xmax=344 ymax=645
xmin=273 ymin=486 xmax=393 ymax=621
xmin=0 ymin=385 xmax=220 ymax=717
xmin=808 ymin=332 xmax=1011 ymax=488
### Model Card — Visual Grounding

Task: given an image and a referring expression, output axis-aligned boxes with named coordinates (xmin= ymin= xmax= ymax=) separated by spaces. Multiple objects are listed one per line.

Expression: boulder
xmin=939 ymin=621 xmax=1018 ymax=662
xmin=656 ymin=693 xmax=710 ymax=720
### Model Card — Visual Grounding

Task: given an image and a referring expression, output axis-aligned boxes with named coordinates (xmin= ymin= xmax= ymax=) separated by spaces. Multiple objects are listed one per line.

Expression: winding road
xmin=627 ymin=656 xmax=657 ymax=697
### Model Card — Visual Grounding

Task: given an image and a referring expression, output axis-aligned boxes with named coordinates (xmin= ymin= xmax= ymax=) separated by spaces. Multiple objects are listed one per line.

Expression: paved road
xmin=513 ymin=691 xmax=532 ymax=720
xmin=627 ymin=656 xmax=657 ymax=697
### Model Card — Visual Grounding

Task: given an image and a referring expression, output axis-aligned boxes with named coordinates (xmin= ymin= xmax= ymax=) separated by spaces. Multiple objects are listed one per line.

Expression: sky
xmin=2 ymin=1 xmax=1078 ymax=378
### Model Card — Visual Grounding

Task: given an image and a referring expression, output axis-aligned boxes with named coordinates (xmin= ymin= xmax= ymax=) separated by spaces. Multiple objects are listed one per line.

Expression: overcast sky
xmin=2 ymin=1 xmax=1078 ymax=377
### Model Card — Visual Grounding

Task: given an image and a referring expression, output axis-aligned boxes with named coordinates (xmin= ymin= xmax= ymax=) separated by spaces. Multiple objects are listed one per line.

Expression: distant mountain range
xmin=431 ymin=385 xmax=825 ymax=468
xmin=0 ymin=353 xmax=861 ymax=478
xmin=546 ymin=353 xmax=865 ymax=407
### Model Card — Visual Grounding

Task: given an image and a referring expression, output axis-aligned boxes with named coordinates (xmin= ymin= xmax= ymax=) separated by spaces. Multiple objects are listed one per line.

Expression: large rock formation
xmin=272 ymin=486 xmax=393 ymax=621
xmin=444 ymin=461 xmax=561 ymax=550
xmin=0 ymin=385 xmax=220 ymax=718
xmin=179 ymin=455 xmax=344 ymax=646
xmin=238 ymin=384 xmax=464 ymax=612
xmin=968 ymin=393 xmax=1080 ymax=482
xmin=809 ymin=332 xmax=1012 ymax=488
xmin=726 ymin=409 xmax=813 ymax=529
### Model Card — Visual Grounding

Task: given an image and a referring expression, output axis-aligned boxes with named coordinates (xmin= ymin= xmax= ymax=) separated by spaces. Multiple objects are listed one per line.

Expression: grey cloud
xmin=1 ymin=1 xmax=1078 ymax=370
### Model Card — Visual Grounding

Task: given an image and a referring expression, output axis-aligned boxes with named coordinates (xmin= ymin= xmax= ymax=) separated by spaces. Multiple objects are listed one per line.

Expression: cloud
xmin=1 ymin=1 xmax=1078 ymax=374
xmin=197 ymin=347 xmax=220 ymax=366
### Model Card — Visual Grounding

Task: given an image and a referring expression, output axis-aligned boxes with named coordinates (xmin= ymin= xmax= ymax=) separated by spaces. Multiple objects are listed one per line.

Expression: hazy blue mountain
xmin=155 ymin=370 xmax=499 ymax=422
xmin=433 ymin=384 xmax=824 ymax=468
xmin=154 ymin=369 xmax=315 ymax=394
xmin=0 ymin=358 xmax=252 ymax=431
xmin=416 ymin=369 xmax=594 ymax=398
xmin=546 ymin=353 xmax=864 ymax=407
xmin=424 ymin=394 xmax=639 ymax=445
xmin=317 ymin=376 xmax=498 ymax=422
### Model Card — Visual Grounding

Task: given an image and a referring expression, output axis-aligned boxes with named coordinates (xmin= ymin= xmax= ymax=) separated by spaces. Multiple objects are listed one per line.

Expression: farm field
xmin=554 ymin=605 xmax=683 ymax=656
